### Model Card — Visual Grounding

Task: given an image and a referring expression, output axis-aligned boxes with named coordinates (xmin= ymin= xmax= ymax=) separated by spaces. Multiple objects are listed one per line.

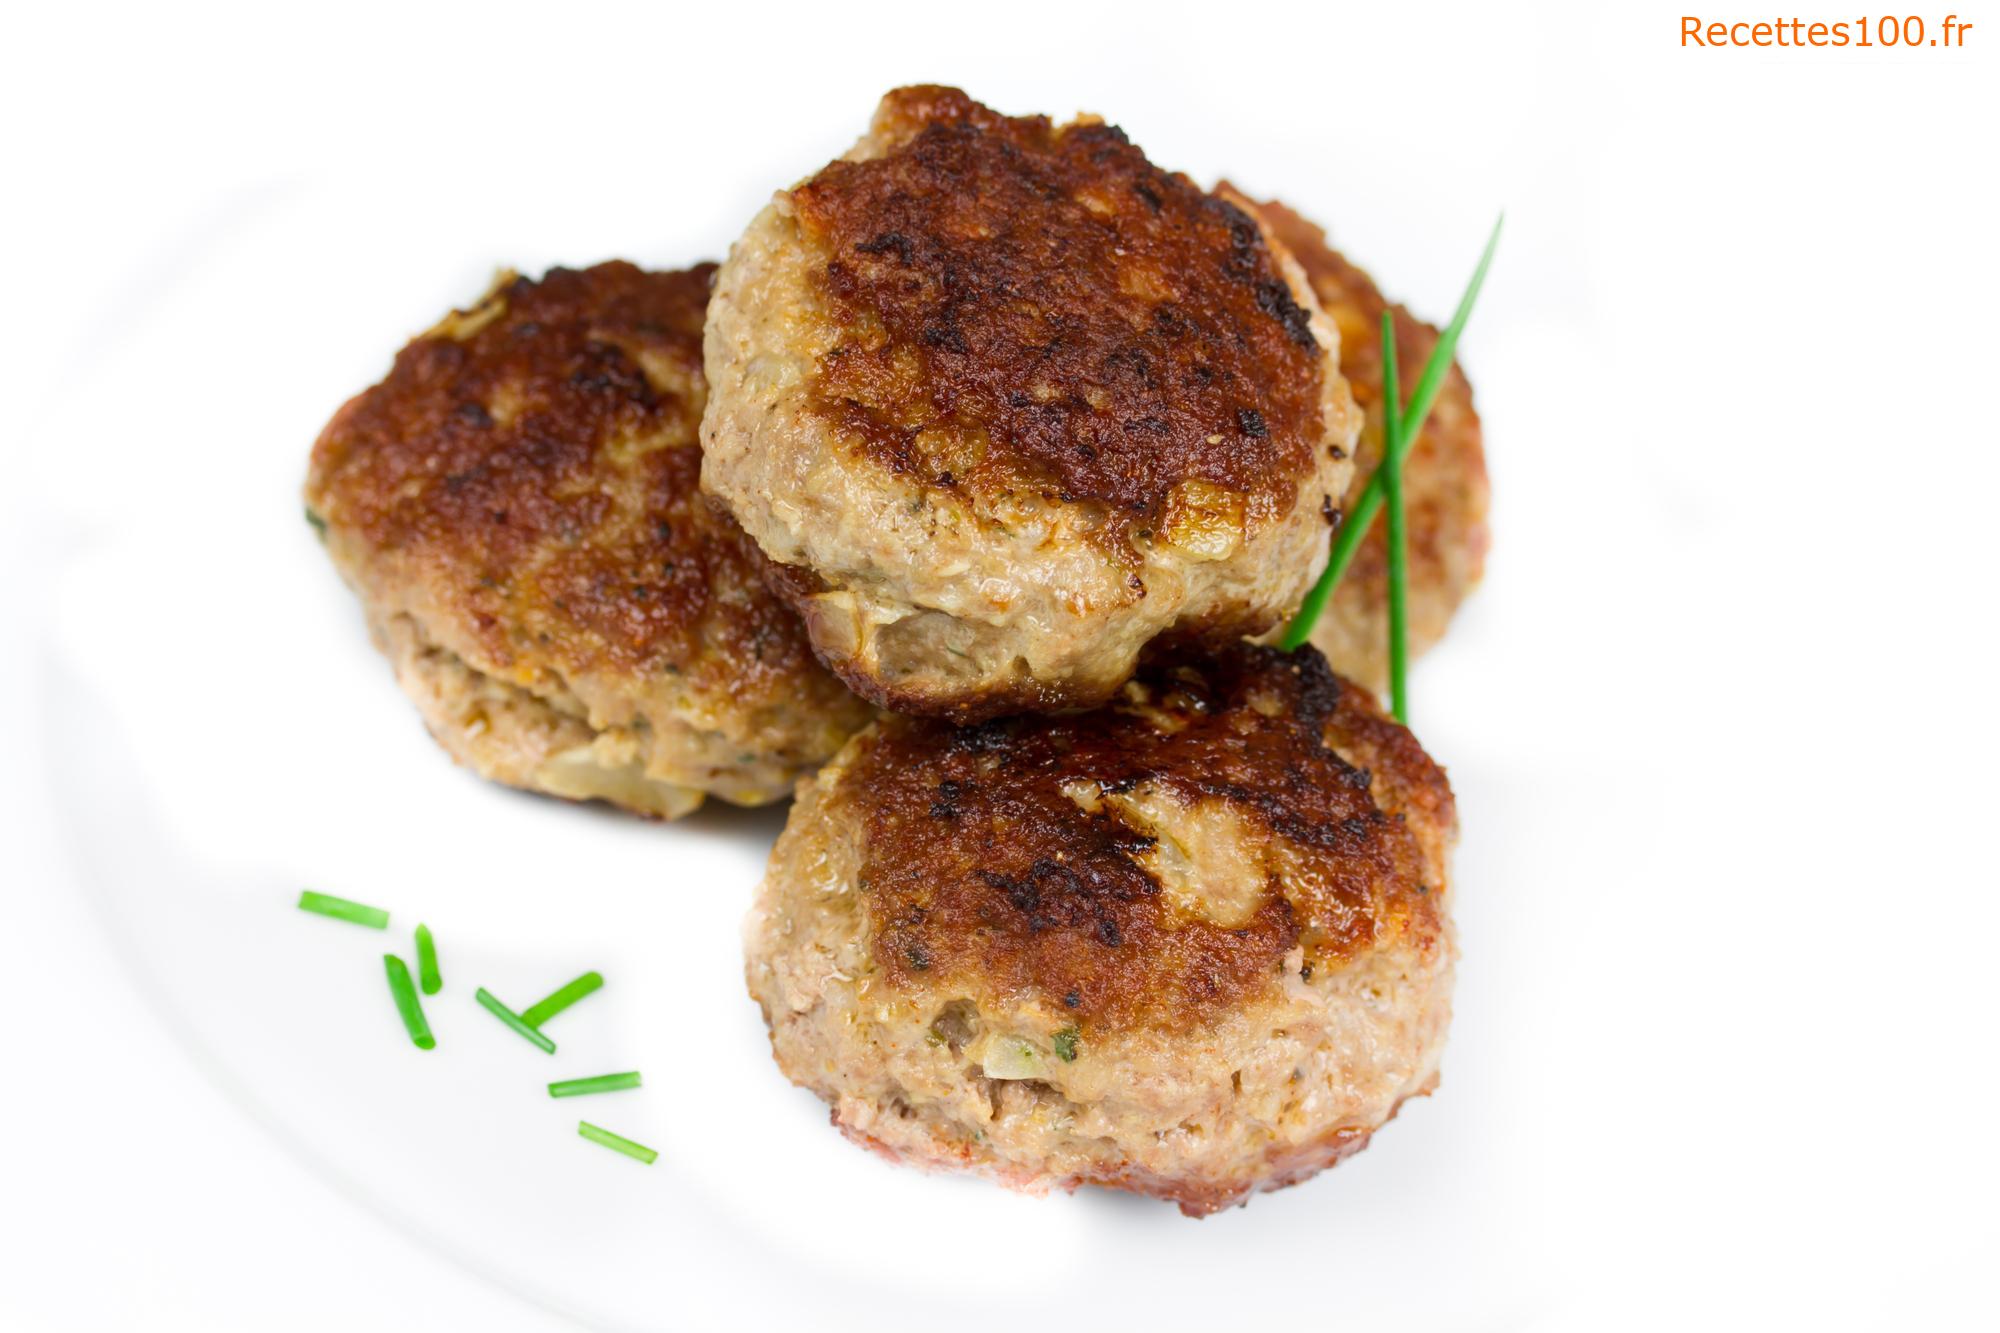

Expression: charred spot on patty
xmin=787 ymin=86 xmax=1326 ymax=551
xmin=852 ymin=642 xmax=1450 ymax=1033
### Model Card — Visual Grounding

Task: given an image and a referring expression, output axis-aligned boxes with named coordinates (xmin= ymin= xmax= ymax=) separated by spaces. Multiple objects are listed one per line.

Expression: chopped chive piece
xmin=520 ymin=971 xmax=603 ymax=1029
xmin=474 ymin=987 xmax=556 ymax=1054
xmin=383 ymin=955 xmax=435 ymax=1050
xmin=579 ymin=1121 xmax=657 ymax=1164
xmin=1052 ymin=1027 xmax=1079 ymax=1062
xmin=415 ymin=924 xmax=442 ymax=996
xmin=304 ymin=506 xmax=327 ymax=537
xmin=297 ymin=890 xmax=389 ymax=930
xmin=548 ymin=1071 xmax=643 ymax=1098
xmin=1280 ymin=214 xmax=1503 ymax=651
xmin=1381 ymin=310 xmax=1410 ymax=724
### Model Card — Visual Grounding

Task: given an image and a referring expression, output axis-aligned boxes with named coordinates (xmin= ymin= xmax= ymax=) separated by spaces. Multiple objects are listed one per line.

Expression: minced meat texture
xmin=307 ymin=262 xmax=825 ymax=697
xmin=790 ymin=86 xmax=1327 ymax=545
xmin=850 ymin=643 xmax=1451 ymax=1034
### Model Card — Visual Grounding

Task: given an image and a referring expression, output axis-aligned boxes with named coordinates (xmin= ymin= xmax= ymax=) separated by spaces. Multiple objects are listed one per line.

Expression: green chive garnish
xmin=474 ymin=987 xmax=556 ymax=1054
xmin=548 ymin=1071 xmax=643 ymax=1098
xmin=578 ymin=1121 xmax=657 ymax=1164
xmin=520 ymin=971 xmax=603 ymax=1028
xmin=1052 ymin=1027 xmax=1079 ymax=1062
xmin=1381 ymin=310 xmax=1410 ymax=724
xmin=1281 ymin=214 xmax=1503 ymax=652
xmin=297 ymin=890 xmax=389 ymax=930
xmin=415 ymin=924 xmax=442 ymax=996
xmin=384 ymin=955 xmax=435 ymax=1050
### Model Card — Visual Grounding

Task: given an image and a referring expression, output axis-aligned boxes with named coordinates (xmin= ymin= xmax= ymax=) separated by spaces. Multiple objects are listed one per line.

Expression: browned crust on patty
xmin=306 ymin=262 xmax=841 ymax=716
xmin=788 ymin=86 xmax=1328 ymax=556
xmin=1244 ymin=198 xmax=1491 ymax=687
xmin=843 ymin=643 xmax=1452 ymax=1037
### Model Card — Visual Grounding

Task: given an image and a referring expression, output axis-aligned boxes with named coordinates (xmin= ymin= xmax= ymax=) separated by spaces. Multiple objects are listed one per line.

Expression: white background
xmin=3 ymin=1 xmax=1995 ymax=1329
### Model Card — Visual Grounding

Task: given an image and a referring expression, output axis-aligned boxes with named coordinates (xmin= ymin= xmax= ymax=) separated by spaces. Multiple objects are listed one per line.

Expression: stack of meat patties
xmin=305 ymin=86 xmax=1488 ymax=1216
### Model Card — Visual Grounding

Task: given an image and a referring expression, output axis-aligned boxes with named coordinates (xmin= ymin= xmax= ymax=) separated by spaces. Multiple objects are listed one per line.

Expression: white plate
xmin=24 ymin=175 xmax=1532 ymax=1329
xmin=16 ymin=8 xmax=2000 ymax=1329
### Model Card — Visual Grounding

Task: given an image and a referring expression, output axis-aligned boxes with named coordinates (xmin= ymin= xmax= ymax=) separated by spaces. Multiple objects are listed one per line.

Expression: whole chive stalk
xmin=578 ymin=1121 xmax=657 ymax=1165
xmin=548 ymin=1071 xmax=643 ymax=1099
xmin=1381 ymin=310 xmax=1410 ymax=723
xmin=474 ymin=987 xmax=556 ymax=1054
xmin=520 ymin=971 xmax=603 ymax=1029
xmin=415 ymin=924 xmax=442 ymax=996
xmin=1280 ymin=214 xmax=1503 ymax=651
xmin=384 ymin=955 xmax=435 ymax=1050
xmin=297 ymin=890 xmax=389 ymax=930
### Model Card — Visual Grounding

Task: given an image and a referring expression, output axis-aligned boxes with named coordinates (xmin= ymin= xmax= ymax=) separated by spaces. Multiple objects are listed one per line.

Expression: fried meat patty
xmin=1247 ymin=199 xmax=1490 ymax=693
xmin=745 ymin=642 xmax=1456 ymax=1215
xmin=305 ymin=263 xmax=872 ymax=817
xmin=703 ymin=87 xmax=1360 ymax=723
